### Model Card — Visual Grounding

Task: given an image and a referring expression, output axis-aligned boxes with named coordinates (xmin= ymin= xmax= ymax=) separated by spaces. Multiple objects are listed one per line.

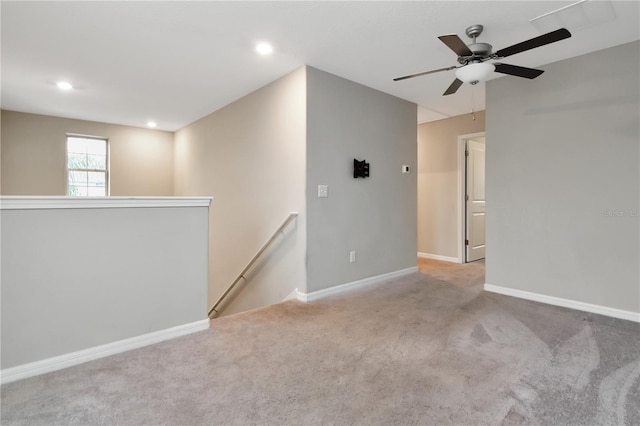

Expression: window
xmin=66 ymin=135 xmax=108 ymax=196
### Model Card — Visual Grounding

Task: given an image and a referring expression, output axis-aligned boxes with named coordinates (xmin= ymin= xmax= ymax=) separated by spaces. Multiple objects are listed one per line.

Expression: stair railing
xmin=208 ymin=212 xmax=299 ymax=318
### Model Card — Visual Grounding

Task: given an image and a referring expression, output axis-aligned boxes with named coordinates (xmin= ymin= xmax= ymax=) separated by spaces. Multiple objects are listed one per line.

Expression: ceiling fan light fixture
xmin=455 ymin=62 xmax=495 ymax=84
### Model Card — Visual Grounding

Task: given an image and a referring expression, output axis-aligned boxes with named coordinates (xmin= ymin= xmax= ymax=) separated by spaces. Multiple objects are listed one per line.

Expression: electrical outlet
xmin=349 ymin=251 xmax=356 ymax=263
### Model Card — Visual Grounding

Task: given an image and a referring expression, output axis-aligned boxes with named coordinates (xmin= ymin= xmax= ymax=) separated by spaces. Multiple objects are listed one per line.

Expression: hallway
xmin=418 ymin=257 xmax=485 ymax=291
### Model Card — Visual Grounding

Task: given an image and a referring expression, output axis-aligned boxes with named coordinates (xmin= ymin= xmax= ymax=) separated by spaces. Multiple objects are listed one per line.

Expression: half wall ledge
xmin=0 ymin=196 xmax=212 ymax=210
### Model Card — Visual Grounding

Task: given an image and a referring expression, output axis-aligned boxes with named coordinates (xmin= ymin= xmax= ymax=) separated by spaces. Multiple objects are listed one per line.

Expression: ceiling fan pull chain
xmin=471 ymin=85 xmax=477 ymax=121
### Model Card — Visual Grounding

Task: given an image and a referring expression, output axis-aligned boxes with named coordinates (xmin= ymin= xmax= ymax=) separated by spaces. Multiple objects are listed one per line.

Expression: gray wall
xmin=1 ymin=110 xmax=174 ymax=196
xmin=1 ymin=204 xmax=209 ymax=368
xmin=306 ymin=67 xmax=417 ymax=292
xmin=174 ymin=67 xmax=307 ymax=315
xmin=486 ymin=41 xmax=639 ymax=313
xmin=417 ymin=112 xmax=485 ymax=259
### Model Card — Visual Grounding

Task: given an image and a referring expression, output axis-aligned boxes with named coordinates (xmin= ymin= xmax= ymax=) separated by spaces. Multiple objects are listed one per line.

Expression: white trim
xmin=417 ymin=252 xmax=459 ymax=263
xmin=298 ymin=267 xmax=418 ymax=303
xmin=457 ymin=131 xmax=486 ymax=264
xmin=283 ymin=288 xmax=301 ymax=302
xmin=296 ymin=291 xmax=308 ymax=303
xmin=484 ymin=283 xmax=640 ymax=323
xmin=0 ymin=196 xmax=212 ymax=210
xmin=0 ymin=319 xmax=210 ymax=385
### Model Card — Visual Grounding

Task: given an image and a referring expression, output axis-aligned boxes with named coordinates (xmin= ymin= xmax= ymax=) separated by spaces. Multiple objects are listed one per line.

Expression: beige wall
xmin=417 ymin=111 xmax=485 ymax=259
xmin=174 ymin=67 xmax=307 ymax=316
xmin=1 ymin=110 xmax=174 ymax=196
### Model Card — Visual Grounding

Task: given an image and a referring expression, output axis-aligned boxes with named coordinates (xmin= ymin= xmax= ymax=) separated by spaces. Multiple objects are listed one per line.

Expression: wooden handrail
xmin=208 ymin=212 xmax=298 ymax=318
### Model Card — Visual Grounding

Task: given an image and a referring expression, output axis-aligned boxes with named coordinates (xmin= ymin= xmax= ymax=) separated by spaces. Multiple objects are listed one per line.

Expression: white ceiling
xmin=2 ymin=1 xmax=638 ymax=131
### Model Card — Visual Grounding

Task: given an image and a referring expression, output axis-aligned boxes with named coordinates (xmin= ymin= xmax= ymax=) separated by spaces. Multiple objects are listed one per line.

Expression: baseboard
xmin=417 ymin=252 xmax=460 ymax=263
xmin=283 ymin=288 xmax=301 ymax=302
xmin=298 ymin=266 xmax=418 ymax=303
xmin=484 ymin=284 xmax=640 ymax=323
xmin=0 ymin=318 xmax=210 ymax=385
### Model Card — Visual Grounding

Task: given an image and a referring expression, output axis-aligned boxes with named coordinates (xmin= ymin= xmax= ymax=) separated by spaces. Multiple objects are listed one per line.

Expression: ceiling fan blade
xmin=443 ymin=78 xmax=463 ymax=96
xmin=494 ymin=63 xmax=544 ymax=79
xmin=438 ymin=34 xmax=473 ymax=57
xmin=495 ymin=28 xmax=571 ymax=58
xmin=393 ymin=66 xmax=457 ymax=81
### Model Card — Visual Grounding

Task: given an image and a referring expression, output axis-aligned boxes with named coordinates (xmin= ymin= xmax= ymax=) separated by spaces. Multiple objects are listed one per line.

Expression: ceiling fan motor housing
xmin=458 ymin=25 xmax=493 ymax=64
xmin=457 ymin=42 xmax=493 ymax=64
xmin=469 ymin=42 xmax=492 ymax=57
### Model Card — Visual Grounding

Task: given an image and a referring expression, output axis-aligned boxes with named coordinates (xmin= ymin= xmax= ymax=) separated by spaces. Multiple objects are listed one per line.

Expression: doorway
xmin=457 ymin=132 xmax=486 ymax=263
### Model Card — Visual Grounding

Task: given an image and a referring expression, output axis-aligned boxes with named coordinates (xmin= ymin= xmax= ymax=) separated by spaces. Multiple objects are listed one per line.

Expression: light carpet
xmin=2 ymin=260 xmax=639 ymax=425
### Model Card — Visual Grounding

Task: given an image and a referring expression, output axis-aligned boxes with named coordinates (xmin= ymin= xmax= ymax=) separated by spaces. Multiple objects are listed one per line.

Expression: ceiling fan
xmin=394 ymin=25 xmax=572 ymax=96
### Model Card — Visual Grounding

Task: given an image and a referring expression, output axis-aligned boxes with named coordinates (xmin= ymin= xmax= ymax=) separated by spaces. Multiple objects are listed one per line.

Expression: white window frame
xmin=65 ymin=134 xmax=110 ymax=196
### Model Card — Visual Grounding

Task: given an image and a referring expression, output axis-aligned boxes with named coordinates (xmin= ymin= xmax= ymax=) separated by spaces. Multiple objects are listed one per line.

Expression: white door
xmin=466 ymin=138 xmax=486 ymax=262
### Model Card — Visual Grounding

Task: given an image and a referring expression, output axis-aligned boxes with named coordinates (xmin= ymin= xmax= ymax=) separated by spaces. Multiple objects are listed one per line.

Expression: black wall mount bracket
xmin=353 ymin=159 xmax=370 ymax=178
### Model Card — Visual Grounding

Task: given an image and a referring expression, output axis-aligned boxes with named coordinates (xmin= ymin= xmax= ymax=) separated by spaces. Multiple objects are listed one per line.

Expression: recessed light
xmin=56 ymin=81 xmax=73 ymax=91
xmin=255 ymin=42 xmax=273 ymax=55
xmin=147 ymin=121 xmax=157 ymax=128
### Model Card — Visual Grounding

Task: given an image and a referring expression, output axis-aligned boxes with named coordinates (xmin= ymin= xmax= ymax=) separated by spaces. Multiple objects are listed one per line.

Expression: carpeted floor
xmin=2 ymin=259 xmax=639 ymax=425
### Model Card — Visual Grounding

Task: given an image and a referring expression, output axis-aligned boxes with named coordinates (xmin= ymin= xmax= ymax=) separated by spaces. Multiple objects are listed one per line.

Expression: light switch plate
xmin=318 ymin=185 xmax=328 ymax=198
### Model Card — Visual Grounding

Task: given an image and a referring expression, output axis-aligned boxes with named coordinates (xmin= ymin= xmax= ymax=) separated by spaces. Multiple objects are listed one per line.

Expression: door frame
xmin=457 ymin=131 xmax=486 ymax=263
